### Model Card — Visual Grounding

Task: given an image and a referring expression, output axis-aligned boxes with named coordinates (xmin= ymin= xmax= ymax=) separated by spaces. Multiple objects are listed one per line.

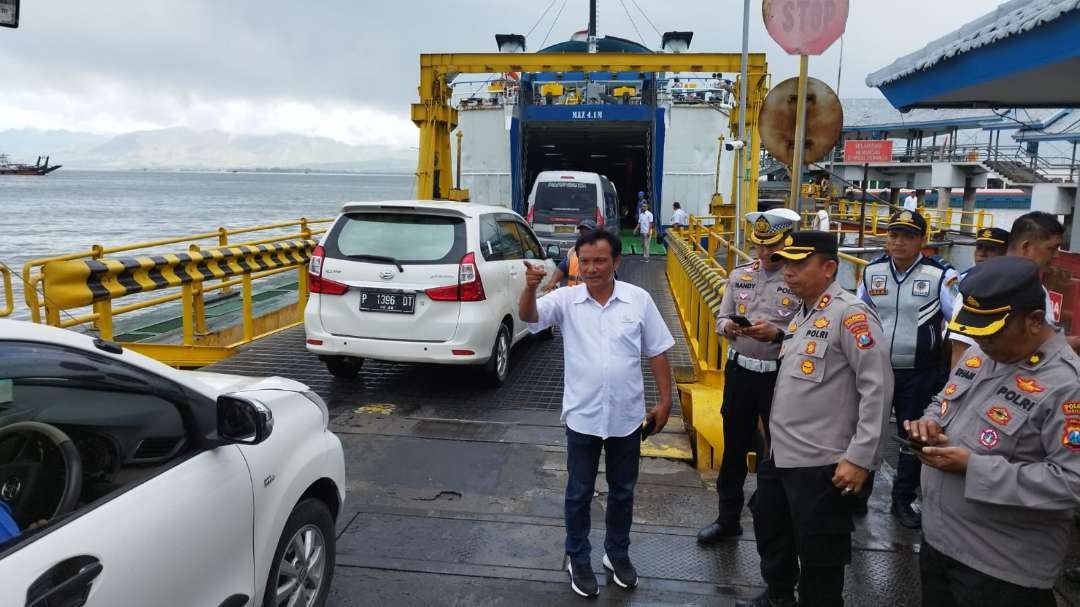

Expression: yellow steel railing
xmin=666 ymin=216 xmax=871 ymax=471
xmin=800 ymin=200 xmax=993 ymax=240
xmin=21 ymin=218 xmax=332 ymax=366
xmin=0 ymin=265 xmax=13 ymax=318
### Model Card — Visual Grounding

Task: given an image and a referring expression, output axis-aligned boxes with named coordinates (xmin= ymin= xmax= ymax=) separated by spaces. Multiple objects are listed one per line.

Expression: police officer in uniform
xmin=856 ymin=210 xmax=959 ymax=528
xmin=740 ymin=231 xmax=893 ymax=607
xmin=968 ymin=227 xmax=1009 ymax=270
xmin=698 ymin=208 xmax=802 ymax=543
xmin=907 ymin=255 xmax=1080 ymax=606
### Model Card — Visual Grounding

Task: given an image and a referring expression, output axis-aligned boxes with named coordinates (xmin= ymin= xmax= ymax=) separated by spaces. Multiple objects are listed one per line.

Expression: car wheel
xmin=484 ymin=324 xmax=511 ymax=386
xmin=324 ymin=356 xmax=363 ymax=378
xmin=263 ymin=498 xmax=336 ymax=607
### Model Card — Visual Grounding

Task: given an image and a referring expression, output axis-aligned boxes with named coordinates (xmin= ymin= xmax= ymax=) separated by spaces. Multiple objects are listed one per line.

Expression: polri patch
xmin=855 ymin=332 xmax=875 ymax=350
xmin=1063 ymin=419 xmax=1080 ymax=452
xmin=965 ymin=357 xmax=983 ymax=369
xmin=805 ymin=341 xmax=817 ymax=355
xmin=1015 ymin=376 xmax=1046 ymax=394
xmin=912 ymin=279 xmax=931 ymax=297
xmin=800 ymin=360 xmax=816 ymax=375
xmin=788 ymin=320 xmax=798 ymax=333
xmin=814 ymin=317 xmax=830 ymax=329
xmin=816 ymin=295 xmax=832 ymax=310
xmin=944 ymin=384 xmax=958 ymax=396
xmin=979 ymin=428 xmax=1000 ymax=449
xmin=987 ymin=406 xmax=1011 ymax=426
xmin=1063 ymin=402 xmax=1080 ymax=416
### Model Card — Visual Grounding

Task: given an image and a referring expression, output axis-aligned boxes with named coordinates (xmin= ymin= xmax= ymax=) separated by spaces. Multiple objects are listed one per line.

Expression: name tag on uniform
xmin=912 ymin=279 xmax=931 ymax=297
xmin=869 ymin=275 xmax=887 ymax=296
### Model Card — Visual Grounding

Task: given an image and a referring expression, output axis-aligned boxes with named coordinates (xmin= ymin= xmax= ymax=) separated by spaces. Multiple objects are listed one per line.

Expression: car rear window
xmin=533 ymin=181 xmax=597 ymax=223
xmin=326 ymin=212 xmax=466 ymax=264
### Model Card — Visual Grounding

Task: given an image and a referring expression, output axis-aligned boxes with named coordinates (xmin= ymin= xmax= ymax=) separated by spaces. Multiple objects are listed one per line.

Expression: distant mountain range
xmin=0 ymin=127 xmax=415 ymax=172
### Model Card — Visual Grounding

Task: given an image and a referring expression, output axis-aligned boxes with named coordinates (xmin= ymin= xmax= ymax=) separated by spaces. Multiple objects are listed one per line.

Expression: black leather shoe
xmin=603 ymin=553 xmax=638 ymax=589
xmin=891 ymin=501 xmax=922 ymax=529
xmin=697 ymin=521 xmax=743 ymax=543
xmin=735 ymin=589 xmax=797 ymax=607
xmin=565 ymin=556 xmax=599 ymax=597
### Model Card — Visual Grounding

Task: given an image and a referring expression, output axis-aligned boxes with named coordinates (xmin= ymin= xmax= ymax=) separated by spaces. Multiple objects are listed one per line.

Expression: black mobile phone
xmin=641 ymin=418 xmax=656 ymax=441
xmin=729 ymin=315 xmax=753 ymax=327
xmin=889 ymin=433 xmax=928 ymax=453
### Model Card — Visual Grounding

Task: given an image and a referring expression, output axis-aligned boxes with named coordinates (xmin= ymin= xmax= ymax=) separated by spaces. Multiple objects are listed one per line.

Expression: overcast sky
xmin=0 ymin=0 xmax=1002 ymax=148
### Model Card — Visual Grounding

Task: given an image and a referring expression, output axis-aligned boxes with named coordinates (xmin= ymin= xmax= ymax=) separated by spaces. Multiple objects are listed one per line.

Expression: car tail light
xmin=595 ymin=207 xmax=604 ymax=227
xmin=526 ymin=207 xmax=535 ymax=224
xmin=308 ymin=245 xmax=349 ymax=295
xmin=452 ymin=349 xmax=475 ymax=356
xmin=425 ymin=252 xmax=486 ymax=302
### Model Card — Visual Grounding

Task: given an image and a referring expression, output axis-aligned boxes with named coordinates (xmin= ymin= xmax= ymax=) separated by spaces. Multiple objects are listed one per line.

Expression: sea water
xmin=0 ymin=170 xmax=416 ymax=320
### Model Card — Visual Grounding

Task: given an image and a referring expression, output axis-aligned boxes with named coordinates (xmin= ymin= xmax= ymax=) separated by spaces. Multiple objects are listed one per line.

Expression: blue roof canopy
xmin=867 ymin=0 xmax=1080 ymax=110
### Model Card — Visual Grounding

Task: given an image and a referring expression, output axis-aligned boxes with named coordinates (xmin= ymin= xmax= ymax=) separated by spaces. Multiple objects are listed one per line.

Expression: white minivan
xmin=526 ymin=171 xmax=620 ymax=254
xmin=304 ymin=201 xmax=559 ymax=385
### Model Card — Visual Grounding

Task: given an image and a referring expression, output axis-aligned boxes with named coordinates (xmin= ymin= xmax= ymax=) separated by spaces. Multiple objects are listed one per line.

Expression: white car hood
xmin=180 ymin=370 xmax=311 ymax=396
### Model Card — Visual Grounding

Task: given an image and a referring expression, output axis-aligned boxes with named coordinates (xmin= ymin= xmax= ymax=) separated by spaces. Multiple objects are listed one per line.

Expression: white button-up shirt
xmin=528 ymin=281 xmax=675 ymax=439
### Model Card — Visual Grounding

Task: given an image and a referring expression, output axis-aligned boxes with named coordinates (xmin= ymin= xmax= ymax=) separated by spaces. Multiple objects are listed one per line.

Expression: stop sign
xmin=763 ymin=0 xmax=849 ymax=55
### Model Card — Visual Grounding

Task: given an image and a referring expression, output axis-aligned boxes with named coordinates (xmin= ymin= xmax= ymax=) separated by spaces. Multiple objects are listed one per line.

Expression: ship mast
xmin=588 ymin=0 xmax=597 ymax=53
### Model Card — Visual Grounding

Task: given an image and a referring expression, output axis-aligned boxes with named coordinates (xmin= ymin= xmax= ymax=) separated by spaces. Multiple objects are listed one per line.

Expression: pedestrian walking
xmin=665 ymin=202 xmax=689 ymax=251
xmin=518 ymin=229 xmax=675 ymax=598
xmin=739 ymin=231 xmax=893 ymax=607
xmin=856 ymin=210 xmax=959 ymax=528
xmin=637 ymin=202 xmax=654 ymax=261
xmin=698 ymin=209 xmax=801 ymax=543
xmin=909 ymin=255 xmax=1080 ymax=607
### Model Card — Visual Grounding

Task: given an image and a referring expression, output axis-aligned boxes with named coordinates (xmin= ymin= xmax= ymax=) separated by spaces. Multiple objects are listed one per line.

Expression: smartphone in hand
xmin=890 ymin=433 xmax=928 ymax=453
xmin=641 ymin=418 xmax=656 ymax=441
xmin=728 ymin=315 xmax=753 ymax=328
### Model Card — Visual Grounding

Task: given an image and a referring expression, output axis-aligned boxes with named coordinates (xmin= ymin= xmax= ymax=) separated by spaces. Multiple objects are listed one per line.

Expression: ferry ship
xmin=0 ymin=153 xmax=61 ymax=175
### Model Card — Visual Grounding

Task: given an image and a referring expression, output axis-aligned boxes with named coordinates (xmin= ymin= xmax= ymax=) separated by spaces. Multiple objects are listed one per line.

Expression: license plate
xmin=359 ymin=290 xmax=415 ymax=314
xmin=554 ymin=225 xmax=576 ymax=234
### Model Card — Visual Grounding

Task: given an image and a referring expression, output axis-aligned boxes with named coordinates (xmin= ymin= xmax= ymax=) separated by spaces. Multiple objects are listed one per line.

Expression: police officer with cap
xmin=740 ymin=231 xmax=893 ymax=607
xmin=969 ymin=227 xmax=1009 ymax=270
xmin=907 ymin=255 xmax=1080 ymax=606
xmin=698 ymin=208 xmax=802 ymax=543
xmin=856 ymin=209 xmax=959 ymax=528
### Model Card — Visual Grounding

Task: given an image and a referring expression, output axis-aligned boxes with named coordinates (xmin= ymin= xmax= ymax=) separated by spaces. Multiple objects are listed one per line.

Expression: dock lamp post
xmin=495 ymin=34 xmax=526 ymax=54
xmin=661 ymin=31 xmax=694 ymax=53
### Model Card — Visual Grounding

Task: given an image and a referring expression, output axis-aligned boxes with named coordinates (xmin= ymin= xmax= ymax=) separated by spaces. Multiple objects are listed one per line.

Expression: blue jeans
xmin=564 ymin=426 xmax=641 ymax=561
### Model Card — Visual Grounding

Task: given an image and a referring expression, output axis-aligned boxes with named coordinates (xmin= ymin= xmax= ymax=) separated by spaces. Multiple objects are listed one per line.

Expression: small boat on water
xmin=0 ymin=154 xmax=61 ymax=175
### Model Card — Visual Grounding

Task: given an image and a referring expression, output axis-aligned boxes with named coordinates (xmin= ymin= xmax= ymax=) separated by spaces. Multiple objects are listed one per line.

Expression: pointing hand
xmin=524 ymin=261 xmax=547 ymax=290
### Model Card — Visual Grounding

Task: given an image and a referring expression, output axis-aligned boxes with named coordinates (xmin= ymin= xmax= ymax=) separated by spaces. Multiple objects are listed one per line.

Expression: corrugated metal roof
xmin=866 ymin=0 xmax=1080 ymax=88
xmin=840 ymin=98 xmax=1064 ymax=131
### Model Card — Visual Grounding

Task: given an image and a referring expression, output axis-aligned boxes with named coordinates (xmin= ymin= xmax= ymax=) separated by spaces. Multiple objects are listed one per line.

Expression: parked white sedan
xmin=0 ymin=320 xmax=345 ymax=607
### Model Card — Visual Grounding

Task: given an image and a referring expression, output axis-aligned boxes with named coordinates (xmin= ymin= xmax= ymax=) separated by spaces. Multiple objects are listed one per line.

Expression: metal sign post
xmin=789 ymin=55 xmax=809 ymax=211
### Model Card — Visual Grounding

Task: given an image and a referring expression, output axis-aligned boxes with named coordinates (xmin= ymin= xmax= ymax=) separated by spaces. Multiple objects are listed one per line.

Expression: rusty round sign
xmin=762 ymin=0 xmax=849 ymax=56
xmin=758 ymin=76 xmax=843 ymax=167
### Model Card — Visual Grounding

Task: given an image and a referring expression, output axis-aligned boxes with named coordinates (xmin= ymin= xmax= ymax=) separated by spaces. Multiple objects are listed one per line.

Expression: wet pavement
xmin=205 ymin=257 xmax=1080 ymax=606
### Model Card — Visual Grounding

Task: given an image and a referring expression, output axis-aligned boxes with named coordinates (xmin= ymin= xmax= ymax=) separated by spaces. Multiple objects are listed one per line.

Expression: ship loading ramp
xmin=522 ymin=118 xmax=652 ymax=228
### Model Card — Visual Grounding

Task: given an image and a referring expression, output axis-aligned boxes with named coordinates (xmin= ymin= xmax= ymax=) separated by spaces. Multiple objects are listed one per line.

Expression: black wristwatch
xmin=771 ymin=329 xmax=785 ymax=344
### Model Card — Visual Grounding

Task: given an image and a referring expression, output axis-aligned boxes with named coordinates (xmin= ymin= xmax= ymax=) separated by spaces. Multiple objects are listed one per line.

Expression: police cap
xmin=576 ymin=219 xmax=598 ymax=231
xmin=948 ymin=256 xmax=1044 ymax=337
xmin=888 ymin=210 xmax=927 ymax=236
xmin=746 ymin=208 xmax=801 ymax=245
xmin=975 ymin=227 xmax=1009 ymax=247
xmin=770 ymin=230 xmax=838 ymax=262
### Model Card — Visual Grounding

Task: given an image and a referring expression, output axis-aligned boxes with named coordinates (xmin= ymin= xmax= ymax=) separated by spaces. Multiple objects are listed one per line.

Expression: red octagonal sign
xmin=763 ymin=0 xmax=849 ymax=56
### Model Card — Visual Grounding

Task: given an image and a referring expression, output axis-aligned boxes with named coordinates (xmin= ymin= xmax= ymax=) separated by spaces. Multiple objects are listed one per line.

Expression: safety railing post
xmin=976 ymin=210 xmax=986 ymax=231
xmin=90 ymin=245 xmax=106 ymax=332
xmin=96 ymin=299 xmax=114 ymax=340
xmin=218 ymin=227 xmax=233 ymax=295
xmin=242 ymin=273 xmax=254 ymax=342
xmin=180 ymin=284 xmax=195 ymax=346
xmin=189 ymin=244 xmax=209 ymax=336
xmin=0 ymin=266 xmax=12 ymax=318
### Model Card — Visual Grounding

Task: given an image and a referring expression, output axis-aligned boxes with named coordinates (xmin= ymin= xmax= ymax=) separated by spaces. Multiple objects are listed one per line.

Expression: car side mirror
xmin=0 ymin=0 xmax=19 ymax=28
xmin=546 ymin=244 xmax=562 ymax=259
xmin=217 ymin=395 xmax=273 ymax=445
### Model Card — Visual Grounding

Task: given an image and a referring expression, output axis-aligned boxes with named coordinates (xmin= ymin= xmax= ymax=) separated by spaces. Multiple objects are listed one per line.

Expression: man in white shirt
xmin=519 ymin=229 xmax=675 ymax=597
xmin=666 ymin=202 xmax=690 ymax=251
xmin=637 ymin=203 xmax=655 ymax=261
xmin=902 ymin=191 xmax=918 ymax=211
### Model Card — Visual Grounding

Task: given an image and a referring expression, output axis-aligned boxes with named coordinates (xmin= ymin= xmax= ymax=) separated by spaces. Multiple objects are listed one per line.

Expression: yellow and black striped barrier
xmin=43 ymin=240 xmax=314 ymax=309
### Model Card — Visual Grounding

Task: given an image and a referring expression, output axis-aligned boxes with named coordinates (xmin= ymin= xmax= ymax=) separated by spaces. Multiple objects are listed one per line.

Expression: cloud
xmin=0 ymin=0 xmax=1003 ymax=144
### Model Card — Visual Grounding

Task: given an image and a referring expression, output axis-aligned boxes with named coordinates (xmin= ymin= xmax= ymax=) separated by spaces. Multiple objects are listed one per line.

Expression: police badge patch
xmin=869 ymin=275 xmax=887 ymax=296
xmin=912 ymin=279 xmax=931 ymax=297
xmin=979 ymin=428 xmax=1000 ymax=449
